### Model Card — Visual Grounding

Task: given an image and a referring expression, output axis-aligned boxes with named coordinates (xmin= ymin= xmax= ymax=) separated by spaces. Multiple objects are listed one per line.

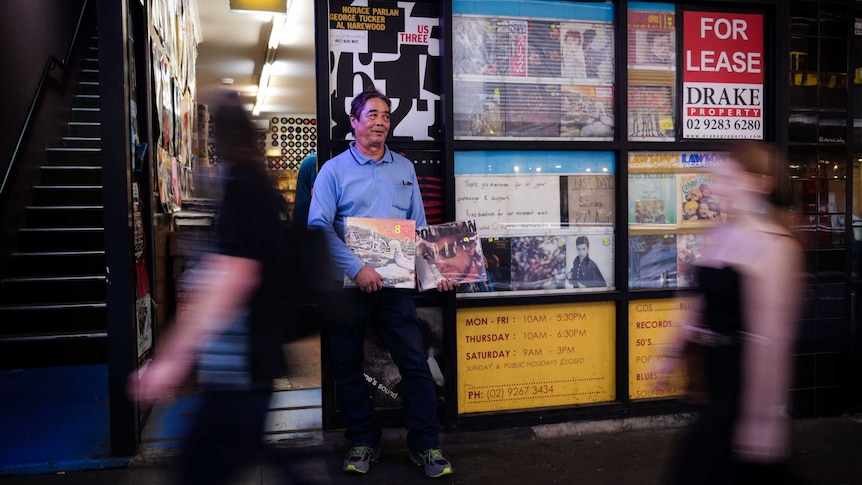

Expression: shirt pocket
xmin=392 ymin=184 xmax=413 ymax=211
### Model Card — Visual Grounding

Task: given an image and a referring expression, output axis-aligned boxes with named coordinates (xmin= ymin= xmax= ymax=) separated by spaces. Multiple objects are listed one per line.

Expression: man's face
xmin=576 ymin=243 xmax=589 ymax=258
xmin=351 ymin=97 xmax=390 ymax=150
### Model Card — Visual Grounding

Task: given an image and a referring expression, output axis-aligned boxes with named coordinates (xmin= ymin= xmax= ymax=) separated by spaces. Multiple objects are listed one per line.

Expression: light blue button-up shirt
xmin=308 ymin=142 xmax=427 ymax=280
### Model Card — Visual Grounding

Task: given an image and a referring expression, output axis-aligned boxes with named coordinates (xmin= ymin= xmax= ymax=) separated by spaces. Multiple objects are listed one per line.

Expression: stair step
xmin=25 ymin=205 xmax=104 ymax=228
xmin=32 ymin=185 xmax=103 ymax=205
xmin=0 ymin=275 xmax=107 ymax=304
xmin=81 ymin=69 xmax=99 ymax=82
xmin=40 ymin=165 xmax=102 ymax=185
xmin=78 ymin=80 xmax=100 ymax=95
xmin=61 ymin=135 xmax=101 ymax=147
xmin=67 ymin=121 xmax=100 ymax=137
xmin=45 ymin=147 xmax=101 ymax=165
xmin=9 ymin=250 xmax=106 ymax=277
xmin=0 ymin=302 xmax=107 ymax=333
xmin=74 ymin=94 xmax=100 ymax=108
xmin=0 ymin=275 xmax=106 ymax=305
xmin=71 ymin=106 xmax=100 ymax=122
xmin=0 ymin=331 xmax=108 ymax=367
xmin=18 ymin=227 xmax=104 ymax=251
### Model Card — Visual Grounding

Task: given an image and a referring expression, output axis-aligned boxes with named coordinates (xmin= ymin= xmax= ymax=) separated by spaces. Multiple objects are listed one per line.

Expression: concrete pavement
xmin=1 ymin=414 xmax=860 ymax=484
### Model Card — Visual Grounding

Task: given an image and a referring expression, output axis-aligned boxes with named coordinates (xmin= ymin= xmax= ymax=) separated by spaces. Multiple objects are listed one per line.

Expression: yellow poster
xmin=628 ymin=298 xmax=694 ymax=400
xmin=457 ymin=303 xmax=615 ymax=414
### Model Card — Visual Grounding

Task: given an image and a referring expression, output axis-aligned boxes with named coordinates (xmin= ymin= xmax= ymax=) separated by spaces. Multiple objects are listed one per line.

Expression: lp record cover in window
xmin=629 ymin=234 xmax=677 ymax=289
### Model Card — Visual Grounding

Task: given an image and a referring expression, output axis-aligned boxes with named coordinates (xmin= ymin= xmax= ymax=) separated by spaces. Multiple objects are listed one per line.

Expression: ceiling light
xmin=220 ymin=77 xmax=235 ymax=85
xmin=229 ymin=0 xmax=287 ymax=14
xmin=252 ymin=16 xmax=287 ymax=116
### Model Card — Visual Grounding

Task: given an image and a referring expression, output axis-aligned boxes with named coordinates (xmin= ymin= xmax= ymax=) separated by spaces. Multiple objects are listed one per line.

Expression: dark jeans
xmin=327 ymin=288 xmax=441 ymax=452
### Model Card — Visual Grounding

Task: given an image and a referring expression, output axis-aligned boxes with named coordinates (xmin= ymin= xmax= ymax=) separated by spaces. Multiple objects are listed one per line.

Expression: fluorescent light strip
xmin=252 ymin=16 xmax=287 ymax=116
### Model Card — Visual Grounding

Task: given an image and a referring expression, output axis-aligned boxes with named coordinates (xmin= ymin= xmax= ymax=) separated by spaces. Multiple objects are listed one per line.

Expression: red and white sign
xmin=683 ymin=11 xmax=763 ymax=139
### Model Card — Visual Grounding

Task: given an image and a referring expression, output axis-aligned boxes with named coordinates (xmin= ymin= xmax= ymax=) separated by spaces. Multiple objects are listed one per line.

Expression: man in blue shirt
xmin=308 ymin=87 xmax=454 ymax=478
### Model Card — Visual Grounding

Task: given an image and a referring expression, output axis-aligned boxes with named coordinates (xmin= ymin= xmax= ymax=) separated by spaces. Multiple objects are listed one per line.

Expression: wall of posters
xmin=452 ymin=1 xmax=614 ymax=140
xmin=458 ymin=302 xmax=615 ymax=413
xmin=328 ymin=1 xmax=440 ymax=141
xmin=683 ymin=11 xmax=764 ymax=139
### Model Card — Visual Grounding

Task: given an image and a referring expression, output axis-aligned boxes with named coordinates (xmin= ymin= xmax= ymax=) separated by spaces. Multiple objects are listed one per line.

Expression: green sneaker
xmin=410 ymin=448 xmax=453 ymax=478
xmin=342 ymin=445 xmax=380 ymax=474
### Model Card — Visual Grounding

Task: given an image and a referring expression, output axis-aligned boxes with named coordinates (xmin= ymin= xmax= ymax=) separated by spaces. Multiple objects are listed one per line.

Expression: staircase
xmin=0 ymin=35 xmax=107 ymax=368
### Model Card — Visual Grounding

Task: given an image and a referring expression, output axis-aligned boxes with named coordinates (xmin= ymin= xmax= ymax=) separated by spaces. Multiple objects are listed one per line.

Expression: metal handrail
xmin=0 ymin=0 xmax=91 ymax=198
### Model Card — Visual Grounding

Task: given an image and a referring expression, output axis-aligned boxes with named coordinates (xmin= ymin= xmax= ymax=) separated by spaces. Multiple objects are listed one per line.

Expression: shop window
xmin=453 ymin=150 xmax=616 ymax=296
xmin=627 ymin=152 xmax=729 ymax=290
xmin=627 ymin=2 xmax=676 ymax=141
xmin=452 ymin=1 xmax=615 ymax=141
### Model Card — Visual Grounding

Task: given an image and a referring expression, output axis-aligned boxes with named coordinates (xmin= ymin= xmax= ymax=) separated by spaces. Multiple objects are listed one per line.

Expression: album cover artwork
xmin=628 ymin=173 xmax=676 ymax=225
xmin=481 ymin=237 xmax=512 ymax=292
xmin=343 ymin=217 xmax=416 ymax=289
xmin=629 ymin=234 xmax=677 ymax=289
xmin=505 ymin=83 xmax=561 ymax=137
xmin=510 ymin=235 xmax=567 ymax=290
xmin=415 ymin=220 xmax=488 ymax=291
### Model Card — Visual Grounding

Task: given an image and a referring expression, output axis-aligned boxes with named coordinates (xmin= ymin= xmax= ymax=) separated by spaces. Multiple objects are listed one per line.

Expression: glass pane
xmin=790 ymin=36 xmax=819 ymax=72
xmin=818 ymin=111 xmax=848 ymax=144
xmin=788 ymin=144 xmax=818 ymax=178
xmin=453 ymin=150 xmax=617 ymax=297
xmin=853 ymin=152 xmax=862 ymax=280
xmin=790 ymin=74 xmax=819 ymax=108
xmin=790 ymin=1 xmax=819 ymax=36
xmin=789 ymin=110 xmax=818 ymax=143
xmin=818 ymin=146 xmax=847 ymax=178
xmin=790 ymin=179 xmax=819 ymax=214
xmin=452 ymin=1 xmax=615 ymax=141
xmin=819 ymin=1 xmax=849 ymax=37
xmin=825 ymin=180 xmax=847 ymax=213
xmin=816 ymin=249 xmax=846 ymax=277
xmin=627 ymin=2 xmax=676 ymax=141
xmin=819 ymin=38 xmax=848 ymax=73
xmin=820 ymin=74 xmax=848 ymax=109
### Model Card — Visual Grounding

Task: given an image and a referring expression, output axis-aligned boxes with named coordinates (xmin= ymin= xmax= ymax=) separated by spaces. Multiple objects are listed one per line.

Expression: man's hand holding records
xmin=355 ymin=265 xmax=385 ymax=292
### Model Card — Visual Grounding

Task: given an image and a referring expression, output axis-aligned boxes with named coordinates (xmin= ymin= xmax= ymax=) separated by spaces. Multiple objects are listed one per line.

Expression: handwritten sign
xmin=567 ymin=175 xmax=614 ymax=225
xmin=455 ymin=175 xmax=561 ymax=232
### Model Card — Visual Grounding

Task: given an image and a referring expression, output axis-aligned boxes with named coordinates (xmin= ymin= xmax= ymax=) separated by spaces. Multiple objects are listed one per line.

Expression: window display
xmin=455 ymin=150 xmax=615 ymax=296
xmin=627 ymin=2 xmax=676 ymax=141
xmin=452 ymin=1 xmax=614 ymax=140
xmin=627 ymin=152 xmax=729 ymax=289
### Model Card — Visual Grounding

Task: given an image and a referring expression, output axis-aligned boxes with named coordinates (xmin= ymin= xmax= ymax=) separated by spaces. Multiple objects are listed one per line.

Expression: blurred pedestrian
xmin=127 ymin=91 xmax=297 ymax=484
xmin=308 ymin=86 xmax=455 ymax=478
xmin=659 ymin=141 xmax=804 ymax=484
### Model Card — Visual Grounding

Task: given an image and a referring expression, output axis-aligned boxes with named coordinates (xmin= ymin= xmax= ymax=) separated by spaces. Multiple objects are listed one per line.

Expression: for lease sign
xmin=683 ymin=11 xmax=763 ymax=139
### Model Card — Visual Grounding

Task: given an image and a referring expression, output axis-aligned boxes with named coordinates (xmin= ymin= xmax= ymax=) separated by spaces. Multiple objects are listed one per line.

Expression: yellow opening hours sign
xmin=457 ymin=302 xmax=615 ymax=414
xmin=628 ymin=298 xmax=694 ymax=400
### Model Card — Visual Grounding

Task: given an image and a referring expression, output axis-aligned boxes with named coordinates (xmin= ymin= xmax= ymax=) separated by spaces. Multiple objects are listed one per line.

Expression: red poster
xmin=683 ymin=11 xmax=764 ymax=139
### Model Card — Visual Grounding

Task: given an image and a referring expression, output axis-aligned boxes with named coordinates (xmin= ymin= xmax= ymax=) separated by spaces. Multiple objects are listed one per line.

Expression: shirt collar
xmin=349 ymin=141 xmax=392 ymax=165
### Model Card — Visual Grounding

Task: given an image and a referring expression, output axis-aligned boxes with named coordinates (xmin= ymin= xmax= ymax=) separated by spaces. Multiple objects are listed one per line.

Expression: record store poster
xmin=328 ymin=1 xmax=441 ymax=141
